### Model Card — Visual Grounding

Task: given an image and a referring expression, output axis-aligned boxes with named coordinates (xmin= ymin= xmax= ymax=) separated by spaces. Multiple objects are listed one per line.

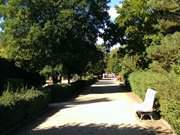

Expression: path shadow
xmin=12 ymin=80 xmax=134 ymax=135
xmin=18 ymin=123 xmax=172 ymax=135
xmin=70 ymin=98 xmax=112 ymax=105
xmin=84 ymin=84 xmax=131 ymax=94
xmin=12 ymin=97 xmax=113 ymax=135
xmin=94 ymin=80 xmax=117 ymax=85
xmin=50 ymin=97 xmax=112 ymax=107
xmin=80 ymin=79 xmax=132 ymax=94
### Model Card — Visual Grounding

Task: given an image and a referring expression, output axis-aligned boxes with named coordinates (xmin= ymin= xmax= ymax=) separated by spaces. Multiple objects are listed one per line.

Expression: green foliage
xmin=0 ymin=0 xmax=110 ymax=76
xmin=148 ymin=62 xmax=167 ymax=74
xmin=82 ymin=73 xmax=95 ymax=81
xmin=40 ymin=65 xmax=54 ymax=78
xmin=113 ymin=0 xmax=180 ymax=73
xmin=88 ymin=59 xmax=105 ymax=75
xmin=54 ymin=64 xmax=63 ymax=74
xmin=148 ymin=0 xmax=180 ymax=12
xmin=40 ymin=65 xmax=53 ymax=77
xmin=121 ymin=54 xmax=140 ymax=75
xmin=171 ymin=64 xmax=180 ymax=75
xmin=148 ymin=0 xmax=180 ymax=34
xmin=147 ymin=32 xmax=180 ymax=71
xmin=120 ymin=54 xmax=140 ymax=84
xmin=106 ymin=49 xmax=121 ymax=74
xmin=87 ymin=46 xmax=106 ymax=75
xmin=105 ymin=49 xmax=140 ymax=84
xmin=0 ymin=57 xmax=45 ymax=94
xmin=108 ymin=0 xmax=159 ymax=81
xmin=5 ymin=78 xmax=25 ymax=91
xmin=46 ymin=84 xmax=75 ymax=102
xmin=45 ymin=78 xmax=96 ymax=103
xmin=115 ymin=0 xmax=157 ymax=55
xmin=0 ymin=88 xmax=49 ymax=133
xmin=129 ymin=70 xmax=180 ymax=134
xmin=109 ymin=0 xmax=180 ymax=134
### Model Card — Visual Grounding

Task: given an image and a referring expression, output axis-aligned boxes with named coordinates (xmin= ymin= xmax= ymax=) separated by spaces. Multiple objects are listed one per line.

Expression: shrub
xmin=129 ymin=70 xmax=180 ymax=134
xmin=4 ymin=78 xmax=25 ymax=91
xmin=0 ymin=88 xmax=49 ymax=134
xmin=40 ymin=65 xmax=54 ymax=79
xmin=46 ymin=84 xmax=75 ymax=102
xmin=120 ymin=54 xmax=140 ymax=85
xmin=146 ymin=32 xmax=180 ymax=71
xmin=121 ymin=54 xmax=140 ymax=74
xmin=46 ymin=78 xmax=97 ymax=103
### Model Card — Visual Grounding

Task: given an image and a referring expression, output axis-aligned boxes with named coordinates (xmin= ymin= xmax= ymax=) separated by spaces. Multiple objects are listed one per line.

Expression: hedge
xmin=45 ymin=78 xmax=97 ymax=103
xmin=0 ymin=88 xmax=49 ymax=134
xmin=0 ymin=78 xmax=97 ymax=134
xmin=128 ymin=70 xmax=180 ymax=134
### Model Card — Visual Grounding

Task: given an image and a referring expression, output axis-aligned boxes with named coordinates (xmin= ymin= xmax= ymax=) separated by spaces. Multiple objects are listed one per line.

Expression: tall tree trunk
xmin=68 ymin=73 xmax=71 ymax=84
xmin=79 ymin=75 xmax=82 ymax=80
xmin=59 ymin=75 xmax=62 ymax=84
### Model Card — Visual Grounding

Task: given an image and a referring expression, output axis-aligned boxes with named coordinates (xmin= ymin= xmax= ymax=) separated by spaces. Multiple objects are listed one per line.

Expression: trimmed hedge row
xmin=0 ymin=89 xmax=49 ymax=134
xmin=128 ymin=70 xmax=180 ymax=134
xmin=45 ymin=78 xmax=97 ymax=103
xmin=0 ymin=78 xmax=97 ymax=134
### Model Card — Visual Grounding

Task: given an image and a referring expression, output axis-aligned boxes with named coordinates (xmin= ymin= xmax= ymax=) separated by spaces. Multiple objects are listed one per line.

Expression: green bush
xmin=46 ymin=78 xmax=97 ymax=103
xmin=4 ymin=78 xmax=25 ymax=91
xmin=146 ymin=32 xmax=180 ymax=71
xmin=129 ymin=70 xmax=180 ymax=134
xmin=0 ymin=88 xmax=49 ymax=134
xmin=119 ymin=54 xmax=140 ymax=85
xmin=46 ymin=84 xmax=75 ymax=102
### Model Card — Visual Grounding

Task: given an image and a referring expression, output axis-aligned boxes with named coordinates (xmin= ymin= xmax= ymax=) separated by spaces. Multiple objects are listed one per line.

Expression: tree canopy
xmin=105 ymin=0 xmax=180 ymax=74
xmin=0 ymin=0 xmax=110 ymax=77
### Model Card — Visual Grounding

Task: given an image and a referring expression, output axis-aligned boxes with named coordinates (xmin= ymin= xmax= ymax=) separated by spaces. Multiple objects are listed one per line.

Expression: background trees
xmin=105 ymin=0 xmax=158 ymax=80
xmin=105 ymin=0 xmax=180 ymax=133
xmin=106 ymin=0 xmax=180 ymax=76
xmin=146 ymin=0 xmax=180 ymax=72
xmin=0 ymin=0 xmax=110 ymax=80
xmin=0 ymin=0 xmax=180 ymax=133
xmin=106 ymin=49 xmax=121 ymax=74
xmin=115 ymin=0 xmax=157 ymax=55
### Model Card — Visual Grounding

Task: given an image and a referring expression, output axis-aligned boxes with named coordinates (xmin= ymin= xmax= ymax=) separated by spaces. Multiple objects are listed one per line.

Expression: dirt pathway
xmin=15 ymin=80 xmax=175 ymax=135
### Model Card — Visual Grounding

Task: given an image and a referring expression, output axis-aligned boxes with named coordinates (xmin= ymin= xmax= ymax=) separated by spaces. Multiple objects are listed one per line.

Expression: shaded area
xmin=0 ymin=58 xmax=44 ymax=94
xmin=89 ymin=85 xmax=121 ymax=94
xmin=11 ymin=107 xmax=61 ymax=135
xmin=86 ymin=80 xmax=131 ymax=94
xmin=67 ymin=98 xmax=112 ymax=105
xmin=16 ymin=123 xmax=172 ymax=135
xmin=94 ymin=80 xmax=116 ymax=85
xmin=12 ymin=97 xmax=113 ymax=135
xmin=49 ymin=97 xmax=113 ymax=108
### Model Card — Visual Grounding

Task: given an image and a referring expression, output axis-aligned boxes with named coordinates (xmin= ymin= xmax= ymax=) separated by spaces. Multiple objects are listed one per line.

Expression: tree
xmin=146 ymin=0 xmax=180 ymax=71
xmin=102 ymin=22 xmax=125 ymax=49
xmin=106 ymin=49 xmax=121 ymax=74
xmin=87 ymin=45 xmax=106 ymax=75
xmin=0 ymin=0 xmax=110 ymax=79
xmin=115 ymin=0 xmax=157 ymax=55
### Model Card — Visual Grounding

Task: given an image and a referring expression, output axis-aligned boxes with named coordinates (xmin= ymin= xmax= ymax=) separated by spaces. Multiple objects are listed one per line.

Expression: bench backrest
xmin=143 ymin=88 xmax=157 ymax=108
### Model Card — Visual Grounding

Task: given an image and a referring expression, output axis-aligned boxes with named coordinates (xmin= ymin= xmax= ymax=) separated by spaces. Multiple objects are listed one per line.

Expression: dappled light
xmin=89 ymin=80 xmax=129 ymax=94
xmin=12 ymin=80 xmax=174 ymax=135
xmin=32 ymin=124 xmax=157 ymax=135
xmin=0 ymin=0 xmax=179 ymax=134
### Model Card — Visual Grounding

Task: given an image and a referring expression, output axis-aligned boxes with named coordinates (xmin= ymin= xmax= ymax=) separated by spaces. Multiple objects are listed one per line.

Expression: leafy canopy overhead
xmin=0 ymin=0 xmax=110 ymax=75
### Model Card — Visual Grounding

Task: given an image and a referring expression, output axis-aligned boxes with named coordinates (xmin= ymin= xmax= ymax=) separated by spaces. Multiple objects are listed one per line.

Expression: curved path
xmin=15 ymin=80 xmax=175 ymax=135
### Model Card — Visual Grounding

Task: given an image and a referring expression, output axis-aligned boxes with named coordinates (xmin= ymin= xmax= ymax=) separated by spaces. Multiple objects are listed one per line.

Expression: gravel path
xmin=14 ymin=80 xmax=175 ymax=135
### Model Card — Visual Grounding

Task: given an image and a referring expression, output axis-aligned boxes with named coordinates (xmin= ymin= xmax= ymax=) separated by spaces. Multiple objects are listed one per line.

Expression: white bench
xmin=135 ymin=88 xmax=157 ymax=120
